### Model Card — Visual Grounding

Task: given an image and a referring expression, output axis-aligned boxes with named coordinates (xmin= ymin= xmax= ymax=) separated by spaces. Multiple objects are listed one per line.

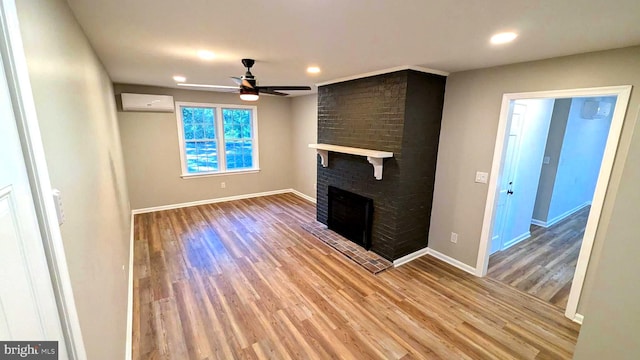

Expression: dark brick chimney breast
xmin=316 ymin=70 xmax=446 ymax=261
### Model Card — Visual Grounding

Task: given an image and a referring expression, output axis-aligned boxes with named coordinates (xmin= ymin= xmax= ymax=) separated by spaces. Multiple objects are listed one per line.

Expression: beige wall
xmin=114 ymin=84 xmax=294 ymax=209
xmin=429 ymin=46 xmax=640 ymax=313
xmin=573 ymin=104 xmax=640 ymax=358
xmin=290 ymin=94 xmax=318 ymax=199
xmin=16 ymin=0 xmax=131 ymax=358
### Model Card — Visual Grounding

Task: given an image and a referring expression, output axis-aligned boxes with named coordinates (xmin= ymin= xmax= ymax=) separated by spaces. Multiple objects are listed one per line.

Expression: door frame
xmin=475 ymin=85 xmax=632 ymax=322
xmin=0 ymin=1 xmax=86 ymax=358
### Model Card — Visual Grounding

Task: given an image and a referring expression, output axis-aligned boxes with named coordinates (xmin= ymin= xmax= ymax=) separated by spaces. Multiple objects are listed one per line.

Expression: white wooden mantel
xmin=308 ymin=143 xmax=394 ymax=180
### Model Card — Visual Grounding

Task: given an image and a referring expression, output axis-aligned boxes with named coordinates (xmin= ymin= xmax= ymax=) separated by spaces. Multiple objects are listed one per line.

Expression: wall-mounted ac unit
xmin=121 ymin=93 xmax=174 ymax=112
xmin=581 ymin=100 xmax=612 ymax=119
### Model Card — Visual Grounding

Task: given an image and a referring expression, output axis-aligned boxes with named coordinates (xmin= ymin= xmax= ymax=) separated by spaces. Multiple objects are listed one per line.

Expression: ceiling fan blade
xmin=257 ymin=85 xmax=312 ymax=91
xmin=215 ymin=88 xmax=240 ymax=93
xmin=231 ymin=77 xmax=254 ymax=88
xmin=259 ymin=89 xmax=288 ymax=96
xmin=177 ymin=83 xmax=238 ymax=92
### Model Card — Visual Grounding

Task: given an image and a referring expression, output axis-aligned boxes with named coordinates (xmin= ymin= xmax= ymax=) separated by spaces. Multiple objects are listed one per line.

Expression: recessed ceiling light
xmin=490 ymin=32 xmax=518 ymax=45
xmin=307 ymin=66 xmax=321 ymax=74
xmin=173 ymin=75 xmax=186 ymax=82
xmin=197 ymin=50 xmax=216 ymax=60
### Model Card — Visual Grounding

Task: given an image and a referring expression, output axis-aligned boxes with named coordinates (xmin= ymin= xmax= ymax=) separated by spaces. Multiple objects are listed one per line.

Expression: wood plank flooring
xmin=132 ymin=193 xmax=580 ymax=359
xmin=488 ymin=206 xmax=590 ymax=309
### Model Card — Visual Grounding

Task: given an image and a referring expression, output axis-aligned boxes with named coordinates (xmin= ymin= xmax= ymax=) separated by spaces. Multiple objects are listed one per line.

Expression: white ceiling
xmin=66 ymin=0 xmax=640 ymax=95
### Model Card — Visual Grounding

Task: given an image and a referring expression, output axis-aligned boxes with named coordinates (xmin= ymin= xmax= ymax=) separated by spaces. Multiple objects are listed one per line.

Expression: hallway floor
xmin=488 ymin=206 xmax=590 ymax=309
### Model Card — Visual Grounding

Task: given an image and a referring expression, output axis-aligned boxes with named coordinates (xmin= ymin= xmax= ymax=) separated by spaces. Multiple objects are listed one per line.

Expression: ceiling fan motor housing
xmin=242 ymin=77 xmax=257 ymax=88
xmin=241 ymin=58 xmax=255 ymax=69
xmin=240 ymin=85 xmax=258 ymax=96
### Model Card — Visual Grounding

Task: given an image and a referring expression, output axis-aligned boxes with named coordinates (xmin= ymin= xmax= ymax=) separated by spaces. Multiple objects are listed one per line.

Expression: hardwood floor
xmin=132 ymin=193 xmax=580 ymax=359
xmin=488 ymin=206 xmax=590 ymax=309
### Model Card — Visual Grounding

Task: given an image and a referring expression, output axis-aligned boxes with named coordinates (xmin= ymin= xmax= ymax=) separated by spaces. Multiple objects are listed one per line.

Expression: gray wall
xmin=429 ymin=46 xmax=640 ymax=314
xmin=16 ymin=0 xmax=131 ymax=358
xmin=573 ymin=102 xmax=640 ymax=359
xmin=290 ymin=94 xmax=318 ymax=199
xmin=114 ymin=84 xmax=294 ymax=209
xmin=533 ymin=99 xmax=571 ymax=222
xmin=545 ymin=96 xmax=615 ymax=222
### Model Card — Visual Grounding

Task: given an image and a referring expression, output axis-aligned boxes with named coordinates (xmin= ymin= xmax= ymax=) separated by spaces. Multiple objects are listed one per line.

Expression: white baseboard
xmin=131 ymin=189 xmax=293 ymax=214
xmin=573 ymin=313 xmax=584 ymax=324
xmin=125 ymin=213 xmax=134 ymax=360
xmin=290 ymin=189 xmax=317 ymax=203
xmin=393 ymin=247 xmax=429 ymax=267
xmin=530 ymin=218 xmax=546 ymax=227
xmin=393 ymin=247 xmax=478 ymax=276
xmin=501 ymin=231 xmax=531 ymax=251
xmin=426 ymin=248 xmax=477 ymax=275
xmin=531 ymin=202 xmax=591 ymax=228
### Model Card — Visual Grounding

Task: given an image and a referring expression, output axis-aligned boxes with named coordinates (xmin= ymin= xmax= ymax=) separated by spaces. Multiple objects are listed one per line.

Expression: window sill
xmin=180 ymin=169 xmax=260 ymax=179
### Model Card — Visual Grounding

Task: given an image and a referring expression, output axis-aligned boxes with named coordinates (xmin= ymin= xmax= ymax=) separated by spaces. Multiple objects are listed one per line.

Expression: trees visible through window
xmin=182 ymin=107 xmax=218 ymax=173
xmin=176 ymin=102 xmax=258 ymax=176
xmin=222 ymin=108 xmax=253 ymax=170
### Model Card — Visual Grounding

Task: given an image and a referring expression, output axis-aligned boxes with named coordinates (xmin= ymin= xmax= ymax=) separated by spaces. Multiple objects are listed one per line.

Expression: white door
xmin=490 ymin=103 xmax=526 ymax=254
xmin=0 ymin=51 xmax=68 ymax=357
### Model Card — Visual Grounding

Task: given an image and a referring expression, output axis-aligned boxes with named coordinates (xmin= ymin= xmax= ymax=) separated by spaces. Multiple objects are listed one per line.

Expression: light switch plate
xmin=52 ymin=189 xmax=64 ymax=225
xmin=475 ymin=171 xmax=489 ymax=184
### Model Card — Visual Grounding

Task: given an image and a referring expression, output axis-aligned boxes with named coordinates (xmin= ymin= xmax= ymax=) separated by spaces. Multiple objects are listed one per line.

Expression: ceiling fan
xmin=178 ymin=59 xmax=312 ymax=101
xmin=232 ymin=59 xmax=311 ymax=101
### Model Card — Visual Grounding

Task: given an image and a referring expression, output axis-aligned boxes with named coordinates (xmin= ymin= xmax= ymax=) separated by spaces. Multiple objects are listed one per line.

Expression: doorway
xmin=476 ymin=86 xmax=632 ymax=322
xmin=0 ymin=0 xmax=85 ymax=357
xmin=0 ymin=49 xmax=69 ymax=356
xmin=488 ymin=95 xmax=619 ymax=310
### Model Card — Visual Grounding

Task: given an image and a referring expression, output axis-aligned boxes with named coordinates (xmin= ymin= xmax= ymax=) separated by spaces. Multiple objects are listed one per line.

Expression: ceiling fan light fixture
xmin=240 ymin=93 xmax=259 ymax=101
xmin=240 ymin=87 xmax=259 ymax=101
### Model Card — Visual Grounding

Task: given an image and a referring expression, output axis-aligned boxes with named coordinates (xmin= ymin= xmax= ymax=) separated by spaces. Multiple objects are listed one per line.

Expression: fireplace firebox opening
xmin=327 ymin=186 xmax=373 ymax=250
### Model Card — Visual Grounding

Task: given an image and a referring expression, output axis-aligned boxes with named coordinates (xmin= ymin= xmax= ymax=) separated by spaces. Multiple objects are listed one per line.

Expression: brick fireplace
xmin=315 ymin=69 xmax=446 ymax=261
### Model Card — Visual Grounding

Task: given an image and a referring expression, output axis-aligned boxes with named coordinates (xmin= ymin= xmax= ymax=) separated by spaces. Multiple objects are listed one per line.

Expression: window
xmin=176 ymin=102 xmax=259 ymax=177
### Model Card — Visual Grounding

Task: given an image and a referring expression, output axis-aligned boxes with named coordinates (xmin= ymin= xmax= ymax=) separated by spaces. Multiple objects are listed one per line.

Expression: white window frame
xmin=175 ymin=101 xmax=260 ymax=178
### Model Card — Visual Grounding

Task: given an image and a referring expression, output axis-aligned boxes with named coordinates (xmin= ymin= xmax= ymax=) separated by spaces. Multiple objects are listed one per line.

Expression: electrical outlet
xmin=221 ymin=182 xmax=226 ymax=189
xmin=450 ymin=232 xmax=458 ymax=243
